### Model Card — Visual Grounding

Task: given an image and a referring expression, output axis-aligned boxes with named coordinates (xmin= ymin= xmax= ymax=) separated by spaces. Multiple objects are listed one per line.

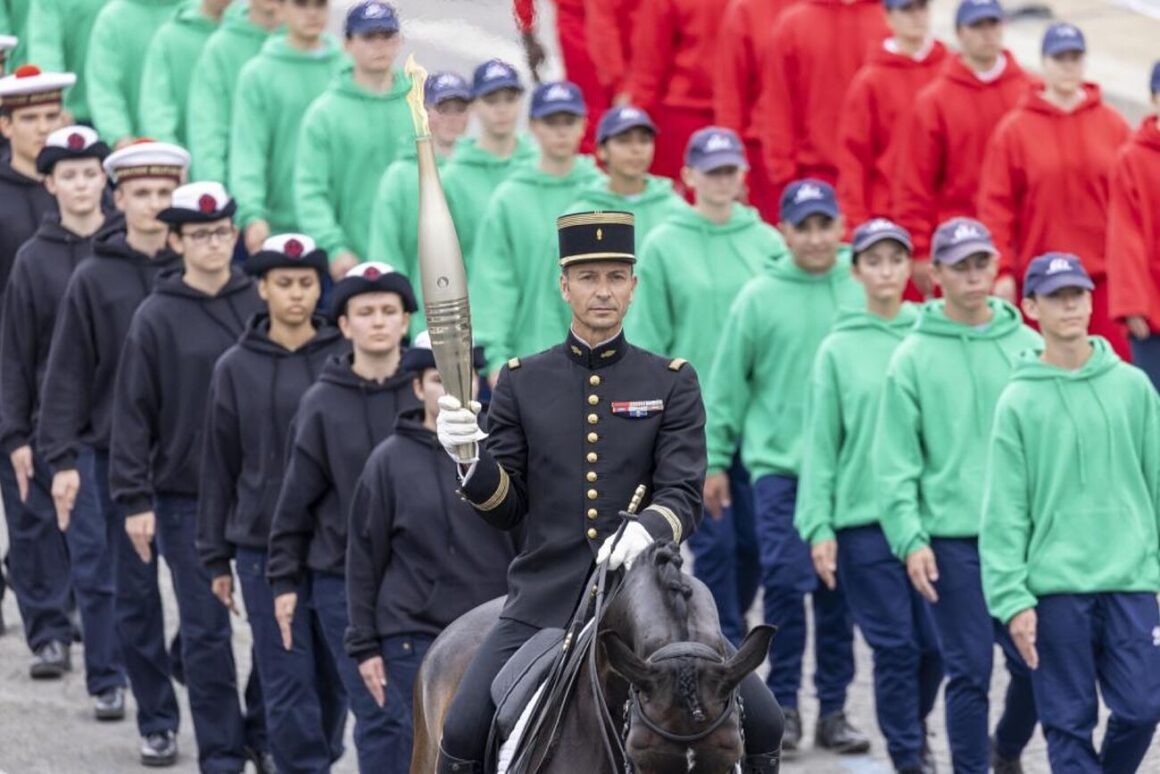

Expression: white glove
xmin=436 ymin=395 xmax=487 ymax=462
xmin=596 ymin=521 xmax=654 ymax=570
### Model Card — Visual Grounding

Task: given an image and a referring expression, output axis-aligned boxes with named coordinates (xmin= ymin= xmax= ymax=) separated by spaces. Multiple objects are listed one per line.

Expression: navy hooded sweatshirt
xmin=37 ymin=225 xmax=183 ymax=472
xmin=110 ymin=267 xmax=262 ymax=516
xmin=0 ymin=156 xmax=55 ymax=315
xmin=344 ymin=407 xmax=517 ymax=661
xmin=197 ymin=313 xmax=349 ymax=577
xmin=0 ymin=213 xmax=114 ymax=453
xmin=266 ymin=352 xmax=419 ymax=596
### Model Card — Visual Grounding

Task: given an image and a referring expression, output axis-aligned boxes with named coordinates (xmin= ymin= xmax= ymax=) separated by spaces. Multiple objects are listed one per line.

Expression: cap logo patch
xmin=14 ymin=64 xmax=41 ymax=78
xmin=484 ymin=62 xmax=510 ymax=81
xmin=952 ymin=223 xmax=983 ymax=242
xmin=620 ymin=108 xmax=641 ymax=120
xmin=1055 ymin=25 xmax=1079 ymax=36
xmin=363 ymin=2 xmax=388 ymax=17
xmin=794 ymin=183 xmax=824 ymax=203
xmin=1047 ymin=257 xmax=1073 ymax=274
xmin=363 ymin=266 xmax=382 ymax=279
xmin=544 ymin=83 xmax=571 ymax=101
xmin=198 ymin=194 xmax=217 ymax=214
xmin=865 ymin=218 xmax=893 ymax=232
xmin=436 ymin=74 xmax=460 ymax=88
xmin=67 ymin=132 xmax=85 ymax=150
xmin=704 ymin=133 xmax=733 ymax=152
xmin=284 ymin=238 xmax=304 ymax=258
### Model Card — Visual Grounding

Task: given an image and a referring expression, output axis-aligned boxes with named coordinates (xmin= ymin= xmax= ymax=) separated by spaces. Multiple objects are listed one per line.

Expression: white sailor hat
xmin=244 ymin=233 xmax=329 ymax=277
xmin=102 ymin=139 xmax=190 ymax=185
xmin=0 ymin=36 xmax=17 ymax=55
xmin=156 ymin=181 xmax=236 ymax=225
xmin=0 ymin=64 xmax=76 ymax=111
xmin=400 ymin=329 xmax=486 ymax=374
xmin=37 ymin=125 xmax=110 ymax=174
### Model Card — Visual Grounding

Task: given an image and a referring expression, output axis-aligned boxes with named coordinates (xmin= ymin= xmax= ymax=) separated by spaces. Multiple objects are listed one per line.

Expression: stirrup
xmin=742 ymin=751 xmax=781 ymax=774
xmin=437 ymin=746 xmax=483 ymax=774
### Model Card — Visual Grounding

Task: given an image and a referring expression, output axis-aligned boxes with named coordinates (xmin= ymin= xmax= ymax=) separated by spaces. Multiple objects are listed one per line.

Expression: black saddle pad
xmin=490 ymin=627 xmax=565 ymax=740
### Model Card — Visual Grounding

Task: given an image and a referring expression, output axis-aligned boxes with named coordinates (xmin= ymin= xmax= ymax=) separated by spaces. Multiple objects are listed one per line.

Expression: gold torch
xmin=404 ymin=55 xmax=478 ymax=463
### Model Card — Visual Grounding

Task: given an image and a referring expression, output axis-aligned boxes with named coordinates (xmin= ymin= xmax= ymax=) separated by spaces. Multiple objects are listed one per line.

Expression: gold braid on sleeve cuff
xmin=470 ymin=466 xmax=511 ymax=512
xmin=645 ymin=505 xmax=683 ymax=543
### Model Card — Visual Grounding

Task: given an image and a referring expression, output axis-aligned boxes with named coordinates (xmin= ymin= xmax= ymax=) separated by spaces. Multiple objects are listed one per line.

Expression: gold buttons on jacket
xmin=587 ymin=508 xmax=598 ymax=520
xmin=587 ymin=528 xmax=598 ymax=539
xmin=589 ymin=375 xmax=601 ymax=386
xmin=587 ymin=432 xmax=599 ymax=443
xmin=586 ymin=471 xmax=598 ymax=482
xmin=587 ymin=488 xmax=598 ymax=500
xmin=586 ymin=452 xmax=598 ymax=463
xmin=587 ymin=413 xmax=598 ymax=425
xmin=587 ymin=394 xmax=599 ymax=406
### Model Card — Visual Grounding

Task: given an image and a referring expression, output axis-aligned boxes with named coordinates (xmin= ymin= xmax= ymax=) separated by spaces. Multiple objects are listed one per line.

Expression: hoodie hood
xmin=221 ymin=0 xmax=273 ymax=37
xmin=33 ymin=212 xmax=120 ymax=246
xmin=913 ymin=297 xmax=1026 ymax=341
xmin=1021 ymin=82 xmax=1106 ymax=118
xmin=393 ymin=407 xmax=435 ymax=444
xmin=506 ymin=153 xmax=600 ymax=188
xmin=171 ymin=0 xmax=218 ymax=32
xmin=767 ymin=246 xmax=855 ymax=284
xmin=259 ymin=32 xmax=342 ymax=64
xmin=831 ymin=301 xmax=919 ymax=334
xmin=319 ymin=351 xmax=416 ymax=393
xmin=664 ymin=201 xmax=763 ymax=235
xmin=92 ymin=226 xmax=183 ymax=279
xmin=450 ymin=134 xmax=538 ymax=169
xmin=870 ymin=38 xmax=948 ymax=70
xmin=576 ymin=174 xmax=675 ymax=208
xmin=944 ymin=50 xmax=1030 ymax=91
xmin=330 ymin=63 xmax=412 ymax=103
xmin=1011 ymin=336 xmax=1120 ymax=383
xmin=0 ymin=158 xmax=39 ymax=188
xmin=239 ymin=313 xmax=346 ymax=358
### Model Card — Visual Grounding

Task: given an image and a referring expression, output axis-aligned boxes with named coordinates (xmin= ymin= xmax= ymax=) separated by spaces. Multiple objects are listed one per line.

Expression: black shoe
xmin=815 ymin=710 xmax=871 ymax=754
xmin=246 ymin=746 xmax=276 ymax=774
xmin=991 ymin=738 xmax=1024 ymax=774
xmin=436 ymin=747 xmax=482 ymax=774
xmin=140 ymin=730 xmax=178 ymax=767
xmin=95 ymin=686 xmax=126 ymax=721
xmin=743 ymin=751 xmax=781 ymax=773
xmin=30 ymin=641 xmax=71 ymax=679
xmin=781 ymin=708 xmax=802 ymax=753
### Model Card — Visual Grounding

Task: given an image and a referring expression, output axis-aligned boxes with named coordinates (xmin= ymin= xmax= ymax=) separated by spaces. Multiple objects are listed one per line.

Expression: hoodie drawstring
xmin=1085 ymin=380 xmax=1118 ymax=477
xmin=1053 ymin=379 xmax=1088 ymax=485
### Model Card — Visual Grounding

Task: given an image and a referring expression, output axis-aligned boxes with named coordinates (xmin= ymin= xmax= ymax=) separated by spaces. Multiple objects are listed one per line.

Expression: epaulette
xmin=668 ymin=358 xmax=687 ymax=372
xmin=508 ymin=357 xmax=521 ymax=370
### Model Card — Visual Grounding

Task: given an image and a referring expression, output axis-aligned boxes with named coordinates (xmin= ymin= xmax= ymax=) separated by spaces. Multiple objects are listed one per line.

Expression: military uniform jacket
xmin=461 ymin=330 xmax=706 ymax=629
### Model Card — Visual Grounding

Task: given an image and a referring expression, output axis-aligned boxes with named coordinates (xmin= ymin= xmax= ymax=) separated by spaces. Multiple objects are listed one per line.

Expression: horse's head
xmin=597 ymin=541 xmax=776 ymax=773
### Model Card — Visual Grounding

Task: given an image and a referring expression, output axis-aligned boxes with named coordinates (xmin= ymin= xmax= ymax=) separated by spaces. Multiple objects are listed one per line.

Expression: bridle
xmin=625 ymin=641 xmax=741 ymax=747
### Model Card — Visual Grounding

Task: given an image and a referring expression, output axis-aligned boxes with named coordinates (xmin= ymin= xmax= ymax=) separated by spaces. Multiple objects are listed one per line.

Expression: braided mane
xmin=646 ymin=541 xmax=705 ymax=721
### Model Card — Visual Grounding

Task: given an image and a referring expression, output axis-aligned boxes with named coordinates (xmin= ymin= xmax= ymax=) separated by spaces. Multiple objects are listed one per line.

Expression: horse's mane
xmin=641 ymin=541 xmax=707 ymax=722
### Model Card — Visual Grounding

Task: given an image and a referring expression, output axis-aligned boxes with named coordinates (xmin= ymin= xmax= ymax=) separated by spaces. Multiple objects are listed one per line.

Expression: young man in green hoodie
xmin=874 ymin=217 xmax=1040 ymax=774
xmin=795 ymin=218 xmax=943 ymax=774
xmin=629 ymin=126 xmax=786 ymax=650
xmin=442 ymin=58 xmax=535 ymax=268
xmin=137 ymin=0 xmax=229 ymax=146
xmin=565 ymin=105 xmax=683 ymax=251
xmin=27 ymin=0 xmax=108 ymax=124
xmin=231 ymin=0 xmax=343 ymax=253
xmin=472 ymin=79 xmax=600 ymax=380
xmin=85 ymin=0 xmax=182 ymax=147
xmin=187 ymin=0 xmax=280 ymax=183
xmin=981 ymin=252 xmax=1160 ymax=774
xmin=704 ymin=179 xmax=868 ymax=755
xmin=295 ymin=0 xmax=413 ymax=281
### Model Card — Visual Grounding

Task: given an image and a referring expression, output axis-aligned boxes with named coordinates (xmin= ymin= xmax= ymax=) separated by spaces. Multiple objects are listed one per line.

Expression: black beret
xmin=330 ymin=262 xmax=418 ymax=322
xmin=244 ymin=233 xmax=329 ymax=278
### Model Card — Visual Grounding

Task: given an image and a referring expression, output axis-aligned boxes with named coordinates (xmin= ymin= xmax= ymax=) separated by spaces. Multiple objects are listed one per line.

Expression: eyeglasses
xmin=184 ymin=226 xmax=236 ymax=245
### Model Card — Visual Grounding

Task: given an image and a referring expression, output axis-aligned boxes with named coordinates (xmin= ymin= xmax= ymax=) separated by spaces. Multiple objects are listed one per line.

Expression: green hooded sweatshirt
xmin=229 ymin=34 xmax=344 ymax=232
xmin=442 ymin=135 xmax=538 ymax=267
xmin=294 ymin=65 xmax=414 ymax=261
xmin=705 ymin=250 xmax=863 ymax=478
xmin=627 ymin=203 xmax=787 ymax=377
xmin=27 ymin=0 xmax=108 ymax=123
xmin=874 ymin=298 xmax=1041 ymax=560
xmin=795 ymin=304 xmax=920 ymax=545
xmin=563 ymin=175 xmax=684 ymax=252
xmin=981 ymin=338 xmax=1160 ymax=625
xmin=85 ymin=0 xmax=181 ymax=144
xmin=471 ymin=155 xmax=604 ymax=374
xmin=186 ymin=3 xmax=272 ymax=182
xmin=138 ymin=0 xmax=219 ymax=146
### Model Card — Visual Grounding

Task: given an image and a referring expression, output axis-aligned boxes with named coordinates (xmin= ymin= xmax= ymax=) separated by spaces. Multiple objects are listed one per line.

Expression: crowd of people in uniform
xmin=1 ymin=0 xmax=1160 ymax=772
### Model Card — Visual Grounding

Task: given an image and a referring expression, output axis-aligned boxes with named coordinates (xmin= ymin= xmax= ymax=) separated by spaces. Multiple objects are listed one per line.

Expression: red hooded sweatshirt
xmin=892 ymin=50 xmax=1034 ymax=260
xmin=977 ymin=84 xmax=1130 ymax=279
xmin=756 ymin=0 xmax=888 ymax=202
xmin=835 ymin=39 xmax=948 ymax=228
xmin=714 ymin=0 xmax=800 ymax=141
xmin=627 ymin=0 xmax=733 ymax=115
xmin=1107 ymin=115 xmax=1160 ymax=331
xmin=585 ymin=0 xmax=644 ymax=95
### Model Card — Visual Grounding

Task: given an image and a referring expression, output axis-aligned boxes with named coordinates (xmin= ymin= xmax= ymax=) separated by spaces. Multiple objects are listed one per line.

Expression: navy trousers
xmin=927 ymin=538 xmax=1038 ymax=773
xmin=837 ymin=525 xmax=943 ymax=769
xmin=379 ymin=634 xmax=435 ymax=773
xmin=0 ymin=453 xmax=71 ymax=651
xmin=689 ymin=453 xmax=761 ymax=647
xmin=237 ymin=548 xmax=346 ymax=774
xmin=1033 ymin=593 xmax=1160 ymax=773
xmin=753 ymin=474 xmax=855 ymax=714
xmin=1129 ymin=335 xmax=1160 ymax=391
xmin=311 ymin=571 xmax=409 ymax=772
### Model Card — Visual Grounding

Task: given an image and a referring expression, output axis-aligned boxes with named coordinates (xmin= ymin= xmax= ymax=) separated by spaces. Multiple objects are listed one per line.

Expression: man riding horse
xmin=434 ymin=210 xmax=785 ymax=772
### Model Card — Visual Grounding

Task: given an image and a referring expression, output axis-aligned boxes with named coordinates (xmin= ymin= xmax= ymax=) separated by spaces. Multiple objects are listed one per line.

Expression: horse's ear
xmin=600 ymin=631 xmax=656 ymax=689
xmin=720 ymin=625 xmax=777 ymax=693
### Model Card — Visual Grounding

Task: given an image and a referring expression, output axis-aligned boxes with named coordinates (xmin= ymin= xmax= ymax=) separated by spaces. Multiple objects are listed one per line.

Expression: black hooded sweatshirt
xmin=0 ymin=157 xmax=55 ymax=314
xmin=266 ymin=352 xmax=419 ymax=596
xmin=0 ymin=213 xmax=117 ymax=453
xmin=37 ymin=226 xmax=183 ymax=472
xmin=110 ymin=267 xmax=262 ymax=516
xmin=197 ymin=314 xmax=349 ymax=577
xmin=344 ymin=408 xmax=518 ymax=660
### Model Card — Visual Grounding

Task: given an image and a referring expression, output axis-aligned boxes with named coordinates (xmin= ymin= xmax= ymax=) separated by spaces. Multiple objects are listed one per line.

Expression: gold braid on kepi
xmin=557 ymin=210 xmax=636 ymax=268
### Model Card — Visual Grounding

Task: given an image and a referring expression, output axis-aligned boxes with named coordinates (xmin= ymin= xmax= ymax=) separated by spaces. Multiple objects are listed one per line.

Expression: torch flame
xmin=404 ymin=54 xmax=430 ymax=138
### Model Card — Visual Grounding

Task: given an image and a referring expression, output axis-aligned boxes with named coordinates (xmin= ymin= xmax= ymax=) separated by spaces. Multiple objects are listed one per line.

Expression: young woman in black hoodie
xmin=266 ymin=262 xmax=419 ymax=771
xmin=344 ymin=333 xmax=517 ymax=773
xmin=110 ymin=181 xmax=265 ymax=773
xmin=197 ymin=234 xmax=349 ymax=773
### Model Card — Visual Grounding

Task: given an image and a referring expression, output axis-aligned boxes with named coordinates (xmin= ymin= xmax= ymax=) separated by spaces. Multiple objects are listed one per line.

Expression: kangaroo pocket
xmin=1028 ymin=506 xmax=1149 ymax=591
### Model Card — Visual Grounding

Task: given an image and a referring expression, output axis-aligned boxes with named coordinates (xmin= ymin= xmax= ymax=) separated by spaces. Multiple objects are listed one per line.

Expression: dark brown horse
xmin=412 ymin=542 xmax=775 ymax=773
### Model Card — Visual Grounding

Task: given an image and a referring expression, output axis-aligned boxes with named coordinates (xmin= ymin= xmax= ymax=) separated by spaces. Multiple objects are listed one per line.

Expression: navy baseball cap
xmin=931 ymin=217 xmax=998 ymax=265
xmin=955 ymin=0 xmax=1004 ymax=27
xmin=685 ymin=127 xmax=748 ymax=172
xmin=852 ymin=218 xmax=913 ymax=255
xmin=596 ymin=105 xmax=656 ymax=144
xmin=1023 ymin=253 xmax=1094 ymax=298
xmin=1150 ymin=60 xmax=1159 ymax=95
xmin=472 ymin=59 xmax=523 ymax=98
xmin=1042 ymin=22 xmax=1085 ymax=57
xmin=780 ymin=179 xmax=839 ymax=225
xmin=530 ymin=80 xmax=586 ymax=119
xmin=883 ymin=0 xmax=922 ymax=9
xmin=424 ymin=71 xmax=471 ymax=106
xmin=345 ymin=1 xmax=399 ymax=36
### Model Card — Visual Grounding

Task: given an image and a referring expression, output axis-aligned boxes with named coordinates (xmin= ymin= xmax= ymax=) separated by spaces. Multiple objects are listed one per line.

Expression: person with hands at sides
xmin=197 ymin=234 xmax=349 ymax=773
xmin=345 ymin=332 xmax=518 ymax=774
xmin=265 ymin=263 xmax=419 ymax=770
xmin=1108 ymin=61 xmax=1160 ymax=388
xmin=628 ymin=127 xmax=788 ymax=649
xmin=873 ymin=217 xmax=1040 ymax=774
xmin=230 ymin=0 xmax=343 ymax=255
xmin=981 ymin=253 xmax=1160 ymax=773
xmin=703 ymin=179 xmax=867 ymax=756
xmin=794 ymin=219 xmax=943 ymax=774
